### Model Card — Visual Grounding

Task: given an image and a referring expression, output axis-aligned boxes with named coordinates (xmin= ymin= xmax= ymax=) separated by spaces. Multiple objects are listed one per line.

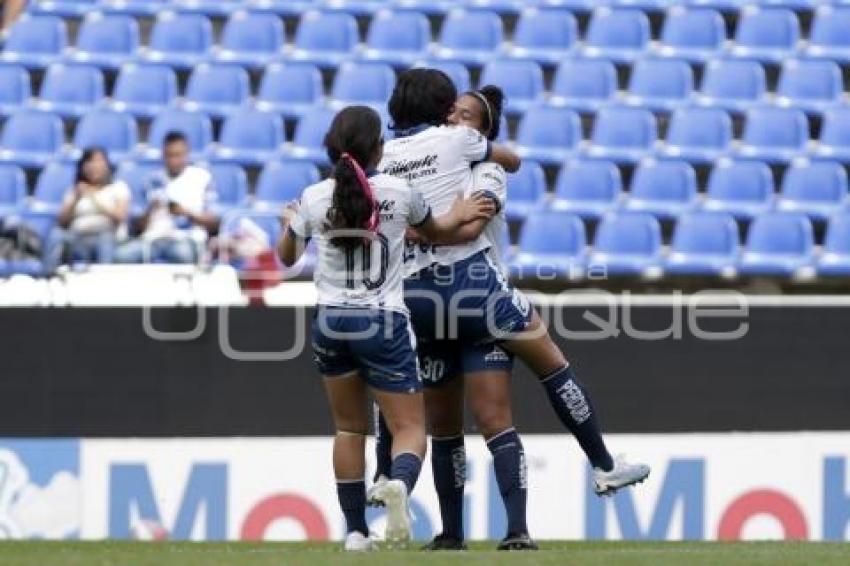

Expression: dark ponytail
xmin=470 ymin=85 xmax=505 ymax=141
xmin=323 ymin=106 xmax=383 ymax=251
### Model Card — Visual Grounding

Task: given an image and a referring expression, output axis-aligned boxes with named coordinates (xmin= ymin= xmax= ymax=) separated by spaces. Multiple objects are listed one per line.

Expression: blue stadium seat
xmin=286 ymin=107 xmax=336 ymax=164
xmin=804 ymin=7 xmax=850 ymax=64
xmin=775 ymin=60 xmax=843 ymax=116
xmin=288 ymin=11 xmax=359 ymax=69
xmin=329 ymin=62 xmax=396 ymax=109
xmin=537 ymin=0 xmax=595 ymax=11
xmin=255 ymin=63 xmax=323 ymax=120
xmin=462 ymin=0 xmax=534 ymax=15
xmin=665 ymin=212 xmax=739 ymax=276
xmin=0 ymin=64 xmax=31 ymax=117
xmin=549 ymin=58 xmax=617 ymax=113
xmin=585 ymin=106 xmax=658 ymax=164
xmin=182 ymin=64 xmax=251 ymax=119
xmin=813 ymin=107 xmax=850 ymax=163
xmin=0 ymin=15 xmax=68 ymax=69
xmin=736 ymin=106 xmax=808 ymax=165
xmin=681 ymin=0 xmax=744 ymax=11
xmin=205 ymin=162 xmax=248 ymax=211
xmin=509 ymin=210 xmax=586 ymax=279
xmin=242 ymin=0 xmax=314 ymax=16
xmin=99 ymin=0 xmax=167 ymax=16
xmin=550 ymin=159 xmax=622 ymax=219
xmin=582 ymin=8 xmax=650 ymax=64
xmin=209 ymin=108 xmax=284 ymax=166
xmin=212 ymin=10 xmax=285 ymax=69
xmin=479 ymin=60 xmax=544 ymax=115
xmin=140 ymin=12 xmax=213 ymax=70
xmin=432 ymin=9 xmax=504 ymax=67
xmin=109 ymin=63 xmax=177 ymax=119
xmin=0 ymin=110 xmax=64 ymax=168
xmin=694 ymin=59 xmax=767 ymax=114
xmin=173 ymin=0 xmax=242 ymax=17
xmin=738 ymin=212 xmax=814 ymax=276
xmin=818 ymin=213 xmax=850 ymax=276
xmin=145 ymin=109 xmax=213 ymax=158
xmin=32 ymin=63 xmax=104 ymax=118
xmin=31 ymin=161 xmax=75 ymax=212
xmin=660 ymin=107 xmax=732 ymax=164
xmin=0 ymin=165 xmax=26 ymax=215
xmin=503 ymin=161 xmax=546 ymax=221
xmin=702 ymin=159 xmax=774 ymax=220
xmin=115 ymin=159 xmax=158 ymax=215
xmin=254 ymin=160 xmax=321 ymax=209
xmin=391 ymin=0 xmax=456 ymax=16
xmin=515 ymin=105 xmax=582 ymax=165
xmin=729 ymin=7 xmax=800 ymax=64
xmin=589 ymin=212 xmax=663 ymax=277
xmin=72 ymin=109 xmax=138 ymax=162
xmin=360 ymin=10 xmax=431 ymax=68
xmin=655 ymin=7 xmax=725 ymax=63
xmin=776 ymin=160 xmax=848 ymax=221
xmin=66 ymin=12 xmax=139 ymax=70
xmin=624 ymin=58 xmax=694 ymax=112
xmin=625 ymin=159 xmax=698 ymax=220
xmin=30 ymin=0 xmax=96 ymax=17
xmin=505 ymin=8 xmax=578 ymax=66
xmin=319 ymin=0 xmax=388 ymax=16
xmin=412 ymin=61 xmax=472 ymax=93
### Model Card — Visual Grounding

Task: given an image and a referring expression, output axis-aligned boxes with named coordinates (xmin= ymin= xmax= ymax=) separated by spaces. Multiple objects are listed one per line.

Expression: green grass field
xmin=0 ymin=541 xmax=847 ymax=566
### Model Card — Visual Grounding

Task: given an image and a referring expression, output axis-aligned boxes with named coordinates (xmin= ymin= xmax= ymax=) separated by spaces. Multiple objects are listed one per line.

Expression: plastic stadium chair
xmin=818 ymin=213 xmax=850 ymax=276
xmin=0 ymin=110 xmax=64 ymax=168
xmin=31 ymin=161 xmax=75 ymax=212
xmin=694 ymin=59 xmax=767 ymax=114
xmin=287 ymin=11 xmax=359 ymax=69
xmin=285 ymin=107 xmax=337 ymax=164
xmin=115 ymin=160 xmax=158 ymax=215
xmin=813 ymin=107 xmax=850 ymax=163
xmin=32 ymin=63 xmax=104 ymax=118
xmin=0 ymin=15 xmax=68 ymax=69
xmin=505 ymin=8 xmax=578 ymax=66
xmin=109 ymin=64 xmax=177 ymax=119
xmin=515 ymin=106 xmax=582 ymax=165
xmin=702 ymin=159 xmax=774 ymax=220
xmin=173 ymin=0 xmax=242 ymax=17
xmin=391 ymin=0 xmax=456 ymax=16
xmin=654 ymin=7 xmax=725 ymax=63
xmin=359 ymin=10 xmax=430 ymax=68
xmin=728 ymin=7 xmax=800 ymax=64
xmin=624 ymin=159 xmax=698 ymax=220
xmin=537 ymin=0 xmax=596 ymax=11
xmin=589 ymin=212 xmax=663 ymax=276
xmin=432 ymin=9 xmax=504 ymax=67
xmin=665 ymin=212 xmax=739 ymax=276
xmin=479 ymin=60 xmax=544 ymax=115
xmin=502 ymin=162 xmax=546 ymax=221
xmin=775 ymin=60 xmax=843 ymax=116
xmin=205 ymin=162 xmax=249 ymax=211
xmin=329 ymin=62 xmax=396 ymax=109
xmin=549 ymin=58 xmax=617 ymax=113
xmin=146 ymin=109 xmax=213 ymax=157
xmin=624 ymin=58 xmax=694 ymax=112
xmin=804 ymin=7 xmax=850 ymax=64
xmin=0 ymin=165 xmax=26 ymax=215
xmin=736 ymin=106 xmax=808 ymax=165
xmin=660 ymin=107 xmax=733 ymax=164
xmin=320 ymin=0 xmax=392 ymax=17
xmin=212 ymin=10 xmax=286 ymax=69
xmin=243 ymin=0 xmax=313 ymax=16
xmin=140 ymin=12 xmax=213 ymax=70
xmin=209 ymin=108 xmax=284 ymax=166
xmin=738 ymin=212 xmax=814 ymax=276
xmin=0 ymin=65 xmax=31 ymax=117
xmin=585 ymin=106 xmax=658 ymax=164
xmin=66 ymin=12 xmax=139 ymax=70
xmin=254 ymin=161 xmax=321 ymax=210
xmin=254 ymin=63 xmax=322 ymax=121
xmin=99 ymin=0 xmax=167 ymax=17
xmin=182 ymin=64 xmax=251 ymax=119
xmin=509 ymin=210 xmax=586 ymax=279
xmin=582 ymin=8 xmax=650 ymax=64
xmin=462 ymin=0 xmax=535 ymax=15
xmin=30 ymin=0 xmax=96 ymax=17
xmin=680 ymin=0 xmax=744 ymax=12
xmin=71 ymin=109 xmax=138 ymax=162
xmin=413 ymin=60 xmax=472 ymax=94
xmin=550 ymin=159 xmax=622 ymax=219
xmin=776 ymin=160 xmax=848 ymax=221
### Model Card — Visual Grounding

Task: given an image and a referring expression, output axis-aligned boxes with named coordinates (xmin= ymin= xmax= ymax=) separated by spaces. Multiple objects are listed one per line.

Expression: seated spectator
xmin=48 ymin=147 xmax=130 ymax=270
xmin=115 ymin=132 xmax=219 ymax=264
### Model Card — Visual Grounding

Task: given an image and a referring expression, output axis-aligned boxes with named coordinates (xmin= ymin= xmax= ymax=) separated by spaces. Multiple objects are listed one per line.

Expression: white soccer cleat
xmin=371 ymin=479 xmax=411 ymax=547
xmin=343 ymin=531 xmax=376 ymax=552
xmin=593 ymin=454 xmax=651 ymax=496
xmin=366 ymin=474 xmax=388 ymax=507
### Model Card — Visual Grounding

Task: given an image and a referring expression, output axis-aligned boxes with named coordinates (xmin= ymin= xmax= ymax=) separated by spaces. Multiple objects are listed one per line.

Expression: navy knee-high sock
xmin=431 ymin=435 xmax=466 ymax=539
xmin=373 ymin=406 xmax=393 ymax=482
xmin=540 ymin=365 xmax=614 ymax=471
xmin=337 ymin=480 xmax=368 ymax=536
xmin=487 ymin=428 xmax=528 ymax=536
xmin=391 ymin=452 xmax=423 ymax=494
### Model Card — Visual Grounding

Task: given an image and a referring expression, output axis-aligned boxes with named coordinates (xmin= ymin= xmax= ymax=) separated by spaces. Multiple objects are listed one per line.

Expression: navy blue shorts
xmin=417 ymin=340 xmax=515 ymax=388
xmin=311 ymin=307 xmax=422 ymax=394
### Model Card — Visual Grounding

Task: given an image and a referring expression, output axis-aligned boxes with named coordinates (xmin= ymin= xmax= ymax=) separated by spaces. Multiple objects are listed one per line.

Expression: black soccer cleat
xmin=497 ymin=532 xmax=539 ymax=551
xmin=421 ymin=533 xmax=467 ymax=551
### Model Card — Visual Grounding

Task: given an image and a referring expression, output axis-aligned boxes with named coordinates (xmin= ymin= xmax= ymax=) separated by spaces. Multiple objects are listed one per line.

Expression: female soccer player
xmin=278 ymin=106 xmax=496 ymax=551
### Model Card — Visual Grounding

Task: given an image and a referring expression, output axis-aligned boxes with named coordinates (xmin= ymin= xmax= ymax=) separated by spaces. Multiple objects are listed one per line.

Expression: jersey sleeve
xmin=288 ymin=197 xmax=311 ymax=238
xmin=456 ymin=125 xmax=491 ymax=164
xmin=470 ymin=163 xmax=507 ymax=207
xmin=407 ymin=187 xmax=432 ymax=228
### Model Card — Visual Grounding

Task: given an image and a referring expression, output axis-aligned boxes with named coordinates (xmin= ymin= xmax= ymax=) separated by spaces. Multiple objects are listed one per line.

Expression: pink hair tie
xmin=341 ymin=152 xmax=380 ymax=233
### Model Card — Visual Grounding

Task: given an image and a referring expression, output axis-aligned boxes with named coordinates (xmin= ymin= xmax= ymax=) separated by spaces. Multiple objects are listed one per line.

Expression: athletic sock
xmin=540 ymin=365 xmax=614 ymax=472
xmin=391 ymin=452 xmax=423 ymax=495
xmin=431 ymin=435 xmax=466 ymax=540
xmin=373 ymin=406 xmax=393 ymax=482
xmin=337 ymin=480 xmax=368 ymax=536
xmin=487 ymin=428 xmax=528 ymax=536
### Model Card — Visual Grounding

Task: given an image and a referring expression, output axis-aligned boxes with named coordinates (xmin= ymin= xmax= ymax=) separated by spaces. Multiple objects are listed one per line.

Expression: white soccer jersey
xmin=470 ymin=161 xmax=508 ymax=275
xmin=289 ymin=173 xmax=431 ymax=313
xmin=380 ymin=125 xmax=492 ymax=275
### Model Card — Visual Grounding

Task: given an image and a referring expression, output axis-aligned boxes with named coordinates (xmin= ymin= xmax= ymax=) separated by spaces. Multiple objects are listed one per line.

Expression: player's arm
xmin=459 ymin=125 xmax=521 ymax=174
xmin=414 ymin=192 xmax=496 ymax=245
xmin=277 ymin=201 xmax=308 ymax=267
xmin=487 ymin=143 xmax=521 ymax=173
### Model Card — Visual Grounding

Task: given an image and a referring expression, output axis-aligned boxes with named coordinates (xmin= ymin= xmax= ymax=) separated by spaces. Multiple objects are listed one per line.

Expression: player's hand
xmin=279 ymin=200 xmax=299 ymax=227
xmin=454 ymin=192 xmax=497 ymax=222
xmin=405 ymin=227 xmax=424 ymax=243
